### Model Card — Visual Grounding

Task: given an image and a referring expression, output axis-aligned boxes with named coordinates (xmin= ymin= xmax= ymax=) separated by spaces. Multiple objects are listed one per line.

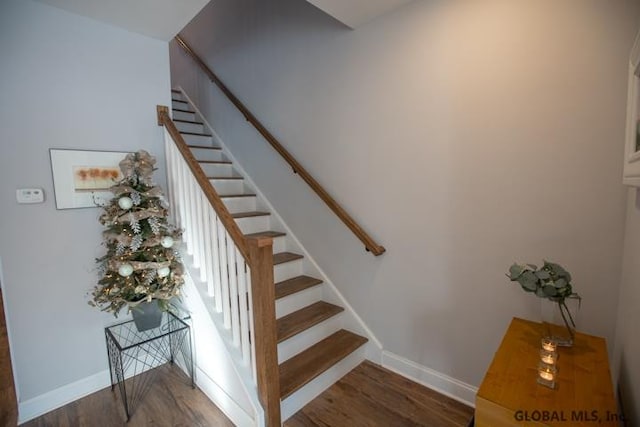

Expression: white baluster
xmin=164 ymin=136 xmax=176 ymax=223
xmin=189 ymin=173 xmax=200 ymax=266
xmin=228 ymin=238 xmax=240 ymax=347
xmin=237 ymin=253 xmax=251 ymax=366
xmin=175 ymin=154 xmax=187 ymax=234
xmin=193 ymin=186 xmax=204 ymax=275
xmin=246 ymin=270 xmax=257 ymax=382
xmin=218 ymin=221 xmax=231 ymax=327
xmin=181 ymin=161 xmax=193 ymax=255
xmin=202 ymin=201 xmax=214 ymax=296
xmin=210 ymin=211 xmax=222 ymax=302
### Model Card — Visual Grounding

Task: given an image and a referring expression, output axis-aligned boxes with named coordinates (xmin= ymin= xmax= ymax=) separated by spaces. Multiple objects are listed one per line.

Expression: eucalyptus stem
xmin=558 ymin=300 xmax=575 ymax=339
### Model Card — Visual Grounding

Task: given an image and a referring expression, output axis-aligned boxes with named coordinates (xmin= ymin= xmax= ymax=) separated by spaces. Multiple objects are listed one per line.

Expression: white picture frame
xmin=623 ymin=30 xmax=640 ymax=187
xmin=50 ymin=149 xmax=130 ymax=209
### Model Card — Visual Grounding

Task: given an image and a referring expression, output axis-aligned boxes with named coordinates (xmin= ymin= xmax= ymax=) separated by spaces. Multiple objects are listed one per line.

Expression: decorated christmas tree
xmin=90 ymin=150 xmax=184 ymax=316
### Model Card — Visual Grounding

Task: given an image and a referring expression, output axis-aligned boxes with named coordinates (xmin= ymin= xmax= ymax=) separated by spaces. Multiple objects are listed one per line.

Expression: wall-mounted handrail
xmin=174 ymin=35 xmax=386 ymax=256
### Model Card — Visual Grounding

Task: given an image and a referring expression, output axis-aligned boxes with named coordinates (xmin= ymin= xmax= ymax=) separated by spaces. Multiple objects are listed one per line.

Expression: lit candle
xmin=537 ymin=362 xmax=557 ymax=389
xmin=540 ymin=349 xmax=558 ymax=365
xmin=539 ymin=370 xmax=554 ymax=381
xmin=542 ymin=337 xmax=557 ymax=352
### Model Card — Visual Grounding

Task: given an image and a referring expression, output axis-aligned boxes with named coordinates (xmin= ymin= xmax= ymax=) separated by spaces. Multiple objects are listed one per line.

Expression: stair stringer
xmin=174 ymin=86 xmax=383 ymax=420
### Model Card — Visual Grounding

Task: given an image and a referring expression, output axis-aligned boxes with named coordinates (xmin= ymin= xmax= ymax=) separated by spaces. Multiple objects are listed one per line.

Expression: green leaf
xmin=543 ymin=285 xmax=558 ymax=297
xmin=535 ymin=270 xmax=550 ymax=280
xmin=526 ymin=263 xmax=538 ymax=270
xmin=535 ymin=287 xmax=547 ymax=298
xmin=518 ymin=271 xmax=538 ymax=291
xmin=508 ymin=264 xmax=524 ymax=280
xmin=554 ymin=278 xmax=567 ymax=288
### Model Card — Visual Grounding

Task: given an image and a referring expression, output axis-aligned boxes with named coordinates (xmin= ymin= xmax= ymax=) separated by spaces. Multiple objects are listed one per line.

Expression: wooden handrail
xmin=157 ymin=105 xmax=250 ymax=261
xmin=174 ymin=35 xmax=386 ymax=256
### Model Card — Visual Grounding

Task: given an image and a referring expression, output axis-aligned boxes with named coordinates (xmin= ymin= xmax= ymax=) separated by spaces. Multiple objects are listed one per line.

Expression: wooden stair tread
xmin=208 ymin=176 xmax=243 ymax=180
xmin=219 ymin=193 xmax=256 ymax=198
xmin=273 ymin=252 xmax=303 ymax=265
xmin=279 ymin=330 xmax=368 ymax=399
xmin=245 ymin=231 xmax=286 ymax=239
xmin=182 ymin=131 xmax=213 ymax=137
xmin=275 ymin=275 xmax=323 ymax=299
xmin=171 ymin=89 xmax=180 ymax=93
xmin=172 ymin=99 xmax=188 ymax=103
xmin=188 ymin=144 xmax=220 ymax=150
xmin=172 ymin=108 xmax=195 ymax=114
xmin=231 ymin=211 xmax=270 ymax=219
xmin=277 ymin=301 xmax=343 ymax=343
xmin=198 ymin=160 xmax=232 ymax=164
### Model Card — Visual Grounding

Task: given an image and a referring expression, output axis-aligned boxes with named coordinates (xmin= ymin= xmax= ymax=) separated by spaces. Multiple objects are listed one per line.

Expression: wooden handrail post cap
xmin=247 ymin=235 xmax=274 ymax=249
xmin=157 ymin=105 xmax=169 ymax=125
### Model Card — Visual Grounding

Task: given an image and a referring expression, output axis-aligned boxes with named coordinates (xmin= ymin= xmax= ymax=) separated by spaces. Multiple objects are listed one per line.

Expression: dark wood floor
xmin=22 ymin=364 xmax=234 ymax=427
xmin=285 ymin=361 xmax=474 ymax=427
xmin=22 ymin=360 xmax=473 ymax=427
xmin=0 ymin=287 xmax=18 ymax=427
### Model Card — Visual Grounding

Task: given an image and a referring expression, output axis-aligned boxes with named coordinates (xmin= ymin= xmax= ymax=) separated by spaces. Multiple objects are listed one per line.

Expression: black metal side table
xmin=104 ymin=312 xmax=194 ymax=420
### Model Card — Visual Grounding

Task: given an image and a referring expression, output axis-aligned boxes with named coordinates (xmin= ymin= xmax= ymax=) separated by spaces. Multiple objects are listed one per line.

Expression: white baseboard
xmin=18 ymin=369 xmax=111 ymax=424
xmin=194 ymin=366 xmax=257 ymax=427
xmin=381 ymin=351 xmax=477 ymax=408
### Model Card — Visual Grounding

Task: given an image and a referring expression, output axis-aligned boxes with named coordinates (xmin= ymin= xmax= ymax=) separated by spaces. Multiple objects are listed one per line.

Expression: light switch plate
xmin=16 ymin=188 xmax=44 ymax=204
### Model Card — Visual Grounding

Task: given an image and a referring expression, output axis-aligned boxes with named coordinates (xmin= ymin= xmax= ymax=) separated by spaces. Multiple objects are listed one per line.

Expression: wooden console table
xmin=475 ymin=317 xmax=619 ymax=426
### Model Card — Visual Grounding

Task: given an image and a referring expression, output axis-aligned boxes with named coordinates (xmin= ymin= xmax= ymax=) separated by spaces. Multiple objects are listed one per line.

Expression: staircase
xmin=167 ymin=89 xmax=372 ymax=423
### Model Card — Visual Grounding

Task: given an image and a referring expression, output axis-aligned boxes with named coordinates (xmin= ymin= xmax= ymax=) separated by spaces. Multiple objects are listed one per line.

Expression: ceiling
xmin=34 ymin=0 xmax=413 ymax=41
xmin=304 ymin=0 xmax=415 ymax=28
xmin=34 ymin=0 xmax=211 ymax=41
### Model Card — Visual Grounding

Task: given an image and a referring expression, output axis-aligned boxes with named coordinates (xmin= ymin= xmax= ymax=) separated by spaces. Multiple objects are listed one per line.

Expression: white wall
xmin=171 ymin=0 xmax=640 ymax=394
xmin=0 ymin=0 xmax=170 ymax=413
xmin=615 ymin=188 xmax=640 ymax=423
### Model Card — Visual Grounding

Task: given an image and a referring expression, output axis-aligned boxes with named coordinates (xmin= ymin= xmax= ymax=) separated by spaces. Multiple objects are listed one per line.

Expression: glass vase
xmin=540 ymin=297 xmax=580 ymax=347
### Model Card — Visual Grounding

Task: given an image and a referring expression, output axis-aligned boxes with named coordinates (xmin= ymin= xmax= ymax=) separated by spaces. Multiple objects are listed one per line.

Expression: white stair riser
xmin=200 ymin=163 xmax=235 ymax=177
xmin=209 ymin=179 xmax=245 ymax=194
xmin=270 ymin=236 xmax=287 ymax=254
xmin=277 ymin=313 xmax=342 ymax=364
xmin=172 ymin=100 xmax=190 ymax=110
xmin=275 ymin=284 xmax=324 ymax=319
xmin=183 ymin=134 xmax=214 ymax=146
xmin=175 ymin=121 xmax=205 ymax=134
xmin=171 ymin=91 xmax=186 ymax=101
xmin=281 ymin=346 xmax=367 ymax=421
xmin=222 ymin=196 xmax=257 ymax=213
xmin=235 ymin=215 xmax=270 ymax=235
xmin=190 ymin=148 xmax=224 ymax=162
xmin=173 ymin=110 xmax=196 ymax=121
xmin=274 ymin=259 xmax=303 ymax=283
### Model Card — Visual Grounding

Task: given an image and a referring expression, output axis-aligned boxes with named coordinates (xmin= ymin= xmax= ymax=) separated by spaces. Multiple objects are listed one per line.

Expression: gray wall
xmin=615 ymin=188 xmax=640 ymax=423
xmin=0 ymin=0 xmax=170 ymax=403
xmin=171 ymin=0 xmax=640 ymax=390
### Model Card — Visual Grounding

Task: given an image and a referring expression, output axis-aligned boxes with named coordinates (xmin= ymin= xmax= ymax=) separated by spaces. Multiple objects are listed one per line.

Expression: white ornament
xmin=157 ymin=267 xmax=171 ymax=278
xmin=118 ymin=197 xmax=133 ymax=210
xmin=160 ymin=236 xmax=174 ymax=248
xmin=118 ymin=263 xmax=134 ymax=277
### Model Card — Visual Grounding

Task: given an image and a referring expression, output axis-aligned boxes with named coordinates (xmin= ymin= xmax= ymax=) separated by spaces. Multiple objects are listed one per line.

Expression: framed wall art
xmin=623 ymin=30 xmax=640 ymax=187
xmin=50 ymin=149 xmax=130 ymax=209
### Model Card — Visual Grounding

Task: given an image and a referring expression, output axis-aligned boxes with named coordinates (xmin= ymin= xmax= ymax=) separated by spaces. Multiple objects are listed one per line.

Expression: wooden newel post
xmin=247 ymin=237 xmax=281 ymax=427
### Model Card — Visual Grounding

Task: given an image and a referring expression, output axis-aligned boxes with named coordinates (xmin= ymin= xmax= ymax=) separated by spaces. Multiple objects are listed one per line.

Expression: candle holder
xmin=537 ymin=362 xmax=557 ymax=389
xmin=540 ymin=349 xmax=558 ymax=365
xmin=541 ymin=337 xmax=557 ymax=353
